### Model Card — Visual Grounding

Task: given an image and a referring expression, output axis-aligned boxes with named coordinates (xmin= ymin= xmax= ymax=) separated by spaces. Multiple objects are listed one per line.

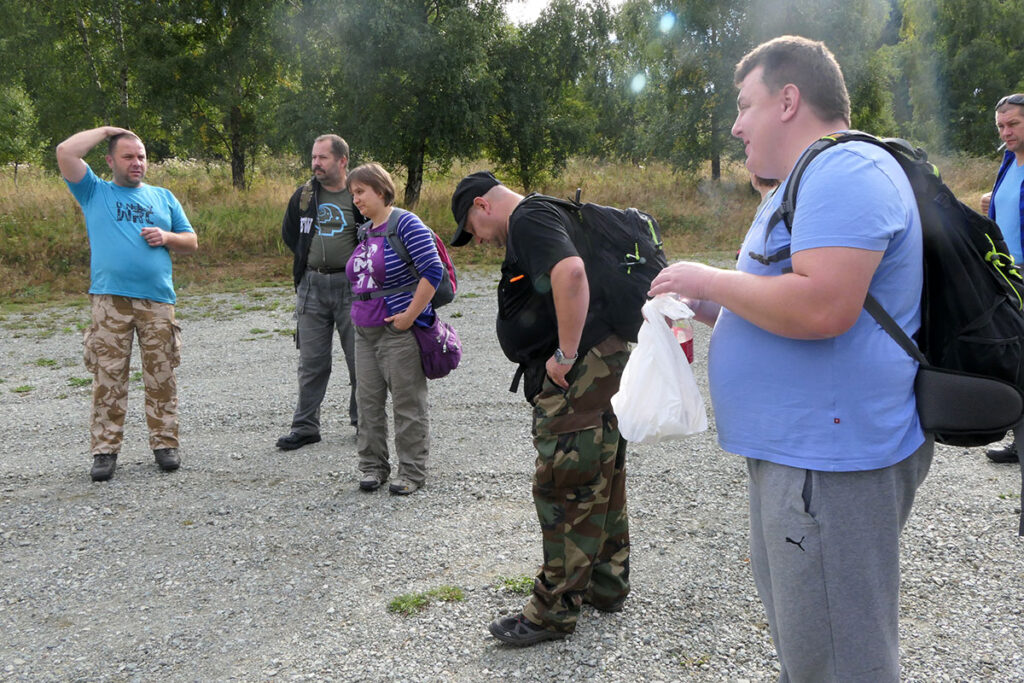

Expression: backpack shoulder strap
xmin=355 ymin=218 xmax=374 ymax=243
xmin=298 ymin=179 xmax=314 ymax=213
xmin=752 ymin=133 xmax=871 ymax=266
xmin=864 ymin=294 xmax=928 ymax=365
xmin=520 ymin=192 xmax=582 ymax=215
xmin=385 ymin=208 xmax=419 ymax=277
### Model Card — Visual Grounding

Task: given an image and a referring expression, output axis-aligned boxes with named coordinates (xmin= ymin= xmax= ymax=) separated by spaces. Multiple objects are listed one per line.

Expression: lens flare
xmin=659 ymin=12 xmax=676 ymax=33
xmin=630 ymin=73 xmax=647 ymax=94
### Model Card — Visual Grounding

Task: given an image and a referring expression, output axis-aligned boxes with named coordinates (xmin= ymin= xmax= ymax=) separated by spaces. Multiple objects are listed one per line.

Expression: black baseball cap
xmin=450 ymin=171 xmax=501 ymax=247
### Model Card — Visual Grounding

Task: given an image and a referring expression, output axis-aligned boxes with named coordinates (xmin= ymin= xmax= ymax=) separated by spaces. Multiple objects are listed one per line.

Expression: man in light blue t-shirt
xmin=57 ymin=127 xmax=198 ymax=482
xmin=980 ymin=93 xmax=1024 ymax=464
xmin=650 ymin=37 xmax=932 ymax=681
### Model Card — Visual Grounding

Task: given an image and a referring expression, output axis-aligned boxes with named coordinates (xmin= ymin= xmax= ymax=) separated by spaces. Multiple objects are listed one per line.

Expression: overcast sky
xmin=505 ymin=0 xmax=626 ymax=25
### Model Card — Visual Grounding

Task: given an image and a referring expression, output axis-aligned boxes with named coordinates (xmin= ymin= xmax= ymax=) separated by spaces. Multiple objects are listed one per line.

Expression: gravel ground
xmin=1 ymin=267 xmax=1022 ymax=682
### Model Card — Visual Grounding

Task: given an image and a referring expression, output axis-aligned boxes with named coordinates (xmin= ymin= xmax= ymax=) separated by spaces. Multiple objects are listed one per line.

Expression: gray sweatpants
xmin=746 ymin=437 xmax=933 ymax=683
xmin=354 ymin=324 xmax=430 ymax=486
xmin=290 ymin=270 xmax=357 ymax=435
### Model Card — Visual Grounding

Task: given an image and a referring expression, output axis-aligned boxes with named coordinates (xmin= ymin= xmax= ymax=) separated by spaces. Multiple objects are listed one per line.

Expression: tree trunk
xmin=710 ymin=106 xmax=721 ymax=180
xmin=404 ymin=145 xmax=425 ymax=208
xmin=229 ymin=105 xmax=247 ymax=190
xmin=74 ymin=10 xmax=107 ymax=118
xmin=112 ymin=1 xmax=129 ymax=119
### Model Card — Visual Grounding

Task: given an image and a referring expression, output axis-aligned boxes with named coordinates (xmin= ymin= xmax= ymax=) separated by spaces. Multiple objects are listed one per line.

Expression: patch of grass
xmin=12 ymin=385 xmax=34 ymax=393
xmin=387 ymin=585 xmax=466 ymax=616
xmin=496 ymin=575 xmax=534 ymax=595
xmin=131 ymin=371 xmax=143 ymax=382
xmin=249 ymin=328 xmax=268 ymax=335
xmin=34 ymin=357 xmax=57 ymax=367
xmin=68 ymin=377 xmax=92 ymax=388
xmin=388 ymin=593 xmax=431 ymax=616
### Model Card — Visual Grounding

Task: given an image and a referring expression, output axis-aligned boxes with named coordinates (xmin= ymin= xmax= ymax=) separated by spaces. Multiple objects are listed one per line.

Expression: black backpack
xmin=355 ymin=208 xmax=457 ymax=309
xmin=522 ymin=189 xmax=669 ymax=343
xmin=762 ymin=132 xmax=1024 ymax=451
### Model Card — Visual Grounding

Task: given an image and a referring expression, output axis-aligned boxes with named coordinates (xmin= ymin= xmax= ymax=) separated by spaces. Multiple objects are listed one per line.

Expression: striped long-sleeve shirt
xmin=378 ymin=210 xmax=444 ymax=326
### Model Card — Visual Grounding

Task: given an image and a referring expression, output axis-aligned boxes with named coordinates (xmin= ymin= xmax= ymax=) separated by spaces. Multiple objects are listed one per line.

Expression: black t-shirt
xmin=496 ymin=198 xmax=611 ymax=366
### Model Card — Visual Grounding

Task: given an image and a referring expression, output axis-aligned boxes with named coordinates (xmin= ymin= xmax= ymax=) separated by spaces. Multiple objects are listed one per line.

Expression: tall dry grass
xmin=0 ymin=151 xmax=1004 ymax=305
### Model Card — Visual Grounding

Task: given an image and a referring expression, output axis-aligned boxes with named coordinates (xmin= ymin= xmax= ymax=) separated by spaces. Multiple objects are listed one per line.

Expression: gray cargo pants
xmin=290 ymin=270 xmax=357 ymax=435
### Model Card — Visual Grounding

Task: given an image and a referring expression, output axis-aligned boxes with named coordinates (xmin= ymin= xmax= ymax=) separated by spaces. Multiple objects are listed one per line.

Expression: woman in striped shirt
xmin=345 ymin=163 xmax=443 ymax=495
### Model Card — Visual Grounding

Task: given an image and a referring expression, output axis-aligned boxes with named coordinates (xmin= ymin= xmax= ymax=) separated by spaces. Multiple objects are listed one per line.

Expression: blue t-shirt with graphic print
xmin=66 ymin=166 xmax=193 ymax=304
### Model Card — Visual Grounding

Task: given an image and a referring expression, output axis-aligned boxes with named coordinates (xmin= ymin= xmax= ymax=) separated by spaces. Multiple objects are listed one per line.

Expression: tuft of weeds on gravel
xmin=496 ymin=575 xmax=534 ymax=595
xmin=681 ymin=653 xmax=712 ymax=667
xmin=34 ymin=358 xmax=58 ymax=367
xmin=388 ymin=585 xmax=466 ymax=616
xmin=68 ymin=377 xmax=92 ymax=388
xmin=12 ymin=385 xmax=34 ymax=393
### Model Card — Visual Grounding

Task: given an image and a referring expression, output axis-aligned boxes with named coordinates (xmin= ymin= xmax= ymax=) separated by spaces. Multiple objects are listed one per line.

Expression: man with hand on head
xmin=57 ymin=126 xmax=198 ymax=482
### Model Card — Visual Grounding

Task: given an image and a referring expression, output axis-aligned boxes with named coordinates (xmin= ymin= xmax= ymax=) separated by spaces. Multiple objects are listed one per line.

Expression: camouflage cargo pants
xmin=522 ymin=336 xmax=631 ymax=632
xmin=83 ymin=295 xmax=182 ymax=455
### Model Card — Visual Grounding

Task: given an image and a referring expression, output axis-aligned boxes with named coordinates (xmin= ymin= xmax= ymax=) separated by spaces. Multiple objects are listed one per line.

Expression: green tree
xmin=0 ymin=0 xmax=157 ymax=160
xmin=631 ymin=0 xmax=749 ymax=178
xmin=898 ymin=0 xmax=1024 ymax=154
xmin=139 ymin=0 xmax=297 ymax=188
xmin=333 ymin=0 xmax=502 ymax=206
xmin=485 ymin=0 xmax=609 ymax=190
xmin=0 ymin=84 xmax=42 ymax=183
xmin=747 ymin=0 xmax=897 ymax=137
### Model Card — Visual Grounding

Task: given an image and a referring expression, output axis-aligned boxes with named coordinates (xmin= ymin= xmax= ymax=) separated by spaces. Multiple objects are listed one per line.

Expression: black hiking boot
xmin=90 ymin=454 xmax=118 ymax=482
xmin=986 ymin=441 xmax=1020 ymax=464
xmin=488 ymin=614 xmax=568 ymax=647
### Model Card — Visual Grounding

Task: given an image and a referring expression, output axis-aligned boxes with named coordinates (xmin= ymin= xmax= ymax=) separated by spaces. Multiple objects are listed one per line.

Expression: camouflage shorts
xmin=83 ymin=295 xmax=181 ymax=455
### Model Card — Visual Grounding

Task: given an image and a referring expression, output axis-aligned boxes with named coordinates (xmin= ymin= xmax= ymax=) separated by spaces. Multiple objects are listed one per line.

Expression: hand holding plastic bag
xmin=611 ymin=295 xmax=708 ymax=442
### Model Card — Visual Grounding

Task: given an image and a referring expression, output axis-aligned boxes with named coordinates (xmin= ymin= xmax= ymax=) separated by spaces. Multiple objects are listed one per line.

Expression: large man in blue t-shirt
xmin=980 ymin=93 xmax=1024 ymax=464
xmin=650 ymin=37 xmax=933 ymax=681
xmin=57 ymin=127 xmax=198 ymax=482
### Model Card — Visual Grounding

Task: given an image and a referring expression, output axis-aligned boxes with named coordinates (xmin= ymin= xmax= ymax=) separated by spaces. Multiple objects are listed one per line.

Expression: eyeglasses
xmin=996 ymin=94 xmax=1024 ymax=109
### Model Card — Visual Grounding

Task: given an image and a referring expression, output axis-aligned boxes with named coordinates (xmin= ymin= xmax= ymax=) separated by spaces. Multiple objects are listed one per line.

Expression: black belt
xmin=307 ymin=266 xmax=346 ymax=275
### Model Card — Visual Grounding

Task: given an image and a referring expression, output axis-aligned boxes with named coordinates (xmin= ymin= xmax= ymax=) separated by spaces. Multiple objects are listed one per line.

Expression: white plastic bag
xmin=611 ymin=295 xmax=708 ymax=442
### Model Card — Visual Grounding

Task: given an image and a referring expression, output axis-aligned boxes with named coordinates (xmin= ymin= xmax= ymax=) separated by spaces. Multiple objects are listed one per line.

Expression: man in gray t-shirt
xmin=278 ymin=134 xmax=363 ymax=450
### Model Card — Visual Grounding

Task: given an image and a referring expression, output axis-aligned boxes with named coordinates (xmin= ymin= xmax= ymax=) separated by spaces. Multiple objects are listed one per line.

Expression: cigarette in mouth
xmin=998 ymin=142 xmax=1007 ymax=151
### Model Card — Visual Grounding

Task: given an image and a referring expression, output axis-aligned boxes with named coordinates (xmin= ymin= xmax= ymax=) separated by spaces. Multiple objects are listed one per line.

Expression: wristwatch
xmin=554 ymin=348 xmax=578 ymax=366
